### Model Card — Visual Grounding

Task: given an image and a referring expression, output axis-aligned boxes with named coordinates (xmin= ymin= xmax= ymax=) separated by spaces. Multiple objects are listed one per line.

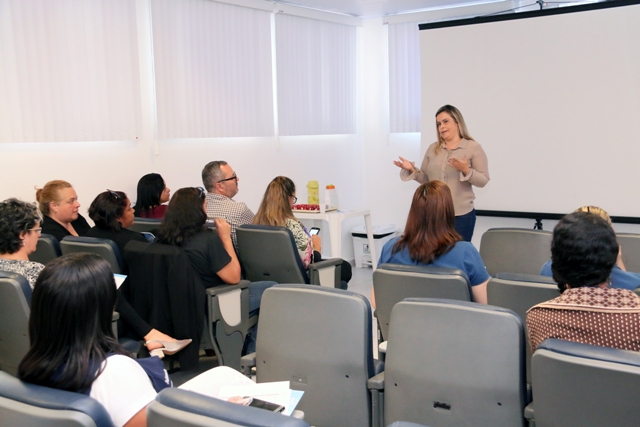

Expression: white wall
xmin=3 ymin=3 xmax=639 ymax=264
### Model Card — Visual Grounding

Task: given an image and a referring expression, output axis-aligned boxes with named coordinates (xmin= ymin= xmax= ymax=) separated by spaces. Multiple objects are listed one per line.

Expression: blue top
xmin=379 ymin=237 xmax=490 ymax=287
xmin=540 ymin=261 xmax=640 ymax=290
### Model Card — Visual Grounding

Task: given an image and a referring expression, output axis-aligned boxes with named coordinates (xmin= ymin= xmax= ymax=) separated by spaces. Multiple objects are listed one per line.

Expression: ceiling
xmin=268 ymin=0 xmax=488 ymax=18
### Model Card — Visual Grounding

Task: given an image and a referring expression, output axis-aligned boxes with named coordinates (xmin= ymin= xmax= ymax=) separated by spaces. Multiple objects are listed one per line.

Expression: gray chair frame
xmin=0 ymin=272 xmax=32 ymax=376
xmin=373 ymin=263 xmax=471 ymax=342
xmin=242 ymin=284 xmax=382 ymax=427
xmin=479 ymin=228 xmax=552 ymax=276
xmin=487 ymin=272 xmax=560 ymax=384
xmin=148 ymin=387 xmax=310 ymax=427
xmin=530 ymin=338 xmax=640 ymax=427
xmin=616 ymin=232 xmax=640 ymax=273
xmin=129 ymin=218 xmax=162 ymax=233
xmin=369 ymin=298 xmax=527 ymax=427
xmin=28 ymin=233 xmax=61 ymax=265
xmin=236 ymin=224 xmax=342 ymax=287
xmin=60 ymin=236 xmax=123 ymax=274
xmin=205 ymin=281 xmax=258 ymax=371
xmin=0 ymin=370 xmax=113 ymax=427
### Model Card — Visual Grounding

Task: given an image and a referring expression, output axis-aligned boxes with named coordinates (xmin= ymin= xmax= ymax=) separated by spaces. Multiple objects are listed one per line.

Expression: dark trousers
xmin=454 ymin=209 xmax=476 ymax=242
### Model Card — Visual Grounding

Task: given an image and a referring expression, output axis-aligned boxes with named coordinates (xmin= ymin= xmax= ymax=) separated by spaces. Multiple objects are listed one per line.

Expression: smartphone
xmin=245 ymin=397 xmax=285 ymax=413
xmin=310 ymin=227 xmax=320 ymax=236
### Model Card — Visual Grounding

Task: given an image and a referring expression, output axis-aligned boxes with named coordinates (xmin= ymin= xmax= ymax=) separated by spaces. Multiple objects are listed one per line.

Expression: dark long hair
xmin=18 ymin=253 xmax=126 ymax=393
xmin=134 ymin=173 xmax=165 ymax=217
xmin=88 ymin=190 xmax=128 ymax=232
xmin=393 ymin=181 xmax=461 ymax=264
xmin=156 ymin=187 xmax=207 ymax=246
xmin=252 ymin=176 xmax=296 ymax=227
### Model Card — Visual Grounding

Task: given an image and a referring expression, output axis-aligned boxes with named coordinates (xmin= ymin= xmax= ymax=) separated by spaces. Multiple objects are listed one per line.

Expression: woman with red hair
xmin=377 ymin=180 xmax=489 ymax=305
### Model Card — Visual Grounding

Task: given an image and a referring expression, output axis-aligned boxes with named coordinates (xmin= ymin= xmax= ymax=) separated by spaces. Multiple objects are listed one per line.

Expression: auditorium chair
xmin=369 ymin=298 xmax=527 ymax=427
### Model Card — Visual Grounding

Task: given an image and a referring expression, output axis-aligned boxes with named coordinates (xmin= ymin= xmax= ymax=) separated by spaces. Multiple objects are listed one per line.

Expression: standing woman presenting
xmin=394 ymin=105 xmax=489 ymax=241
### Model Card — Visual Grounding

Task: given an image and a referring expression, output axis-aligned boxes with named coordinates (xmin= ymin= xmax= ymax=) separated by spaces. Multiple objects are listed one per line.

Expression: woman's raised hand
xmin=448 ymin=155 xmax=471 ymax=174
xmin=214 ymin=218 xmax=232 ymax=241
xmin=393 ymin=156 xmax=415 ymax=172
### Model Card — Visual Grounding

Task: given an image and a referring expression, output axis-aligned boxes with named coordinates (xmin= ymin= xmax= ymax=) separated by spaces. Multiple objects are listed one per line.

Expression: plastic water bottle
xmin=325 ymin=185 xmax=338 ymax=210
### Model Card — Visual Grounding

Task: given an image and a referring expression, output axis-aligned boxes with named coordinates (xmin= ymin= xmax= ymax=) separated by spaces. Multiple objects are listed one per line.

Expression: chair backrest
xmin=383 ymin=298 xmax=526 ymax=427
xmin=129 ymin=218 xmax=162 ymax=233
xmin=373 ymin=263 xmax=471 ymax=341
xmin=148 ymin=388 xmax=310 ymax=427
xmin=0 ymin=370 xmax=113 ymax=427
xmin=616 ymin=232 xmax=640 ymax=273
xmin=236 ymin=225 xmax=308 ymax=284
xmin=0 ymin=272 xmax=32 ymax=376
xmin=255 ymin=285 xmax=377 ymax=427
xmin=532 ymin=338 xmax=640 ymax=427
xmin=60 ymin=236 xmax=123 ymax=274
xmin=123 ymin=241 xmax=205 ymax=370
xmin=28 ymin=233 xmax=61 ymax=265
xmin=487 ymin=273 xmax=560 ymax=384
xmin=487 ymin=273 xmax=559 ymax=324
xmin=479 ymin=228 xmax=552 ymax=276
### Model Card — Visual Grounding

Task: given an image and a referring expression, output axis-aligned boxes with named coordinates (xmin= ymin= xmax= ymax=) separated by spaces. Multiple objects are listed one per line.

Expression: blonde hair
xmin=35 ymin=180 xmax=73 ymax=215
xmin=434 ymin=105 xmax=474 ymax=155
xmin=252 ymin=176 xmax=296 ymax=227
xmin=574 ymin=206 xmax=611 ymax=225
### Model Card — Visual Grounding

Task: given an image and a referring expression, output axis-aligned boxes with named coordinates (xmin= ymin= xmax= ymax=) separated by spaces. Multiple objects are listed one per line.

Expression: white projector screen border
xmin=419 ymin=0 xmax=640 ymax=222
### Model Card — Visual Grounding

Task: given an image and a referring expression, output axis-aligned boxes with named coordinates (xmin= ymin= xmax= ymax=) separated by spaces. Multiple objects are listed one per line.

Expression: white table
xmin=293 ymin=209 xmax=377 ymax=270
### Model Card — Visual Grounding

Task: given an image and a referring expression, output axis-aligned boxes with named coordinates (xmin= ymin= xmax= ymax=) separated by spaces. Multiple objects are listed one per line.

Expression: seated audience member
xmin=252 ymin=176 xmax=352 ymax=288
xmin=0 ymin=198 xmax=45 ymax=288
xmin=36 ymin=180 xmax=91 ymax=241
xmin=540 ymin=205 xmax=640 ymax=291
xmin=86 ymin=192 xmax=189 ymax=355
xmin=133 ymin=173 xmax=170 ymax=219
xmin=87 ymin=190 xmax=148 ymax=254
xmin=18 ymin=253 xmax=263 ymax=427
xmin=156 ymin=187 xmax=273 ymax=353
xmin=527 ymin=211 xmax=640 ymax=351
xmin=377 ymin=180 xmax=489 ymax=306
xmin=202 ymin=161 xmax=254 ymax=250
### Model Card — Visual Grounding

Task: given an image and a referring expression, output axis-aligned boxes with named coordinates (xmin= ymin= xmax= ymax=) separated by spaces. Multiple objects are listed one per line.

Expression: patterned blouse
xmin=0 ymin=258 xmax=45 ymax=289
xmin=526 ymin=286 xmax=640 ymax=351
xmin=285 ymin=218 xmax=313 ymax=269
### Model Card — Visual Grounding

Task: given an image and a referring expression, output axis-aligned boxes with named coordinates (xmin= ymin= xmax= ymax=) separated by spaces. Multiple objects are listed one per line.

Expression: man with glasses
xmin=202 ymin=160 xmax=254 ymax=250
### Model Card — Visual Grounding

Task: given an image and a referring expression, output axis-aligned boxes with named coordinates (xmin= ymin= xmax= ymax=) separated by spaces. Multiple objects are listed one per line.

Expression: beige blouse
xmin=400 ymin=138 xmax=490 ymax=216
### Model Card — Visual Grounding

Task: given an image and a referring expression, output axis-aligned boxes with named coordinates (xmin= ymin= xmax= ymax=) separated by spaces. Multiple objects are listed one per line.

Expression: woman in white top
xmin=18 ymin=253 xmax=250 ymax=427
xmin=394 ymin=104 xmax=490 ymax=241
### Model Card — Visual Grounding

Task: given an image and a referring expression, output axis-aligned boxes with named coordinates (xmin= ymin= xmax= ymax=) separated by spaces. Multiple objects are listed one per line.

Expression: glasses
xmin=292 ymin=196 xmax=298 ymax=204
xmin=107 ymin=189 xmax=120 ymax=200
xmin=217 ymin=173 xmax=238 ymax=184
xmin=197 ymin=187 xmax=206 ymax=198
xmin=28 ymin=227 xmax=42 ymax=235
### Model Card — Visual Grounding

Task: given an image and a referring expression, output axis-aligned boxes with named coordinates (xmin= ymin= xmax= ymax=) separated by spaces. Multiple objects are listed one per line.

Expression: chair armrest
xmin=378 ymin=341 xmax=387 ymax=354
xmin=240 ymin=352 xmax=256 ymax=376
xmin=308 ymin=258 xmax=342 ymax=287
xmin=524 ymin=402 xmax=534 ymax=421
xmin=367 ymin=371 xmax=385 ymax=391
xmin=205 ymin=280 xmax=250 ymax=296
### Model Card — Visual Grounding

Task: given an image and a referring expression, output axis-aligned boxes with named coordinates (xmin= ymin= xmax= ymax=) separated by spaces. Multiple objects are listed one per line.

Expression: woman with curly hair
xmin=86 ymin=190 xmax=147 ymax=254
xmin=0 ymin=198 xmax=45 ymax=288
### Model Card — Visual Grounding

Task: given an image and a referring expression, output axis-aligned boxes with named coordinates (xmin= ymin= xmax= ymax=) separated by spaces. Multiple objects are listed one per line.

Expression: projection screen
xmin=419 ymin=0 xmax=640 ymax=220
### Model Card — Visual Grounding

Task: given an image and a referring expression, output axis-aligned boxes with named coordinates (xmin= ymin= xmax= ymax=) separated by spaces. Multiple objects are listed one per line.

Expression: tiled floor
xmin=169 ymin=266 xmax=376 ymax=386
